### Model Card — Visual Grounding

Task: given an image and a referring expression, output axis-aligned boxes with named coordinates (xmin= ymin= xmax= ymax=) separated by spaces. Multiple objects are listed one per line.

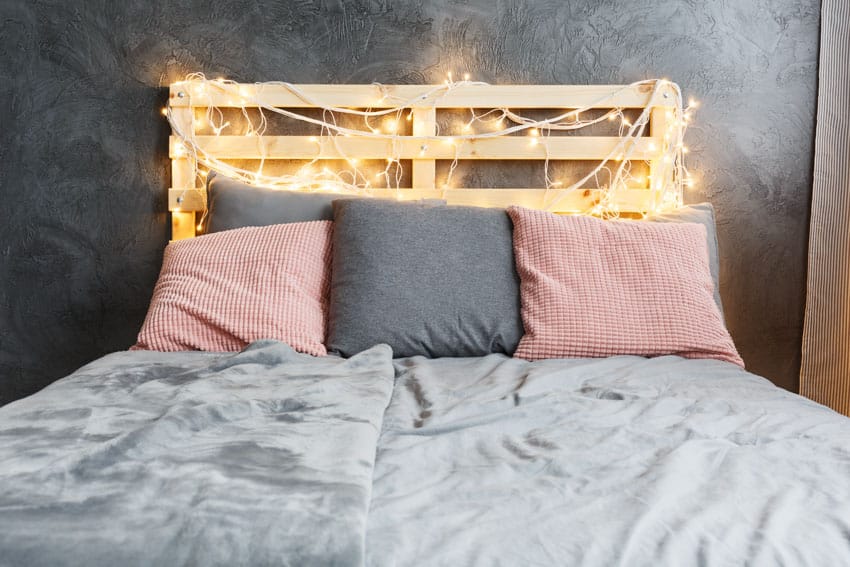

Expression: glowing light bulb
xmin=160 ymin=107 xmax=168 ymax=116
xmin=385 ymin=119 xmax=398 ymax=133
xmin=681 ymin=146 xmax=689 ymax=154
xmin=308 ymin=136 xmax=318 ymax=143
xmin=406 ymin=112 xmax=413 ymax=121
xmin=348 ymin=158 xmax=359 ymax=165
xmin=608 ymin=113 xmax=617 ymax=122
xmin=689 ymin=98 xmax=699 ymax=108
xmin=463 ymin=73 xmax=470 ymax=81
xmin=529 ymin=128 xmax=539 ymax=137
xmin=196 ymin=223 xmax=204 ymax=231
xmin=444 ymin=137 xmax=456 ymax=145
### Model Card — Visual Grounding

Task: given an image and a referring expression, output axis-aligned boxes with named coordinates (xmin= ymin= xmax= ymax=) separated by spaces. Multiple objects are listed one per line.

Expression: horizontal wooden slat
xmin=170 ymin=188 xmax=207 ymax=211
xmin=169 ymin=82 xmax=678 ymax=109
xmin=169 ymin=187 xmax=656 ymax=213
xmin=171 ymin=135 xmax=659 ymax=161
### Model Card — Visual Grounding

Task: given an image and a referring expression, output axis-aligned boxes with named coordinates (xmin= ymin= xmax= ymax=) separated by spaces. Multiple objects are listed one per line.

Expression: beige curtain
xmin=800 ymin=0 xmax=850 ymax=415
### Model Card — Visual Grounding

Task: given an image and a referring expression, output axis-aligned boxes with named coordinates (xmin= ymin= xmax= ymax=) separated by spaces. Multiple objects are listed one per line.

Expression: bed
xmin=1 ymin=79 xmax=848 ymax=567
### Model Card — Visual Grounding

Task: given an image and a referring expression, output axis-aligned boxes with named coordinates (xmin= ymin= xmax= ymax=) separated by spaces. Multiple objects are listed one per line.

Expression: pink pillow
xmin=134 ymin=221 xmax=333 ymax=355
xmin=506 ymin=206 xmax=743 ymax=366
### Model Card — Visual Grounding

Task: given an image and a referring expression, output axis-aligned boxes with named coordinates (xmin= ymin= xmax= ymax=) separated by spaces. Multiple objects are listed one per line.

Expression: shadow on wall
xmin=0 ymin=0 xmax=819 ymax=404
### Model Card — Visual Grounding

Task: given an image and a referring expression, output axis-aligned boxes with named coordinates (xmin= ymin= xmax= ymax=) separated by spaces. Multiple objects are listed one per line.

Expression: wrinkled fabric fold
xmin=0 ymin=341 xmax=395 ymax=567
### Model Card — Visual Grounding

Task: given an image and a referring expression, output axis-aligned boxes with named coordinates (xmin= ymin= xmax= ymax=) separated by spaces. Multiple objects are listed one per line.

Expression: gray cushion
xmin=328 ymin=199 xmax=524 ymax=358
xmin=206 ymin=172 xmax=338 ymax=232
xmin=649 ymin=203 xmax=724 ymax=318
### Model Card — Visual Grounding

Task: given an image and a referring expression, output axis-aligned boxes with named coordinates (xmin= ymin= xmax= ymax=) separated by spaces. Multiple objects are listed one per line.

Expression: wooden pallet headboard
xmin=166 ymin=80 xmax=682 ymax=240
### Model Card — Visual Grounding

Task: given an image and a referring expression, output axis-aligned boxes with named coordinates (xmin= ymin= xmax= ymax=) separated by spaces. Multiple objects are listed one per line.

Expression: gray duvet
xmin=367 ymin=355 xmax=850 ymax=566
xmin=0 ymin=341 xmax=394 ymax=567
xmin=1 ymin=342 xmax=850 ymax=566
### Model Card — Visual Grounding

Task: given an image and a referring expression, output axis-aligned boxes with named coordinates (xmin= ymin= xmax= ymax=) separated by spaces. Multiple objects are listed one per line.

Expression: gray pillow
xmin=205 ymin=172 xmax=338 ymax=232
xmin=328 ymin=199 xmax=524 ymax=358
xmin=649 ymin=203 xmax=724 ymax=318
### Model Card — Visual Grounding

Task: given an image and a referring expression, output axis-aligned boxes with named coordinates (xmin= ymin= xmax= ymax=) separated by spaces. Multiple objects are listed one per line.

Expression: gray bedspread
xmin=366 ymin=354 xmax=850 ymax=567
xmin=3 ymin=343 xmax=850 ymax=566
xmin=0 ymin=341 xmax=395 ymax=567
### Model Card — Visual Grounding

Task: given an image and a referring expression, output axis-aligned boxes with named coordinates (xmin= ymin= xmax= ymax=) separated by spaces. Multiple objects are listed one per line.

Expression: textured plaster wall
xmin=0 ymin=0 xmax=820 ymax=404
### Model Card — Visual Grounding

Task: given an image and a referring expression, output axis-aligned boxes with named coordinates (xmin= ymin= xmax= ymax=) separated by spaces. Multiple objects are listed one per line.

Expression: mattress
xmin=0 ymin=342 xmax=849 ymax=566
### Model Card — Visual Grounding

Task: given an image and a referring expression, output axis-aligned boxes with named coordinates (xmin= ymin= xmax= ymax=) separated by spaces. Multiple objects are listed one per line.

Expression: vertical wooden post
xmin=169 ymin=102 xmax=197 ymax=240
xmin=649 ymin=84 xmax=675 ymax=210
xmin=411 ymin=108 xmax=437 ymax=190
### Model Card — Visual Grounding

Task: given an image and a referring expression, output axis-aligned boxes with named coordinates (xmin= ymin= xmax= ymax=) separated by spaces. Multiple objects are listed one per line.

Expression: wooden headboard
xmin=165 ymin=79 xmax=685 ymax=240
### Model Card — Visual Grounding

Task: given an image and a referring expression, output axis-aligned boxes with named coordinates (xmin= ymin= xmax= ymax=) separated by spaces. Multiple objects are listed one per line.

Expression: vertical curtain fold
xmin=800 ymin=0 xmax=850 ymax=415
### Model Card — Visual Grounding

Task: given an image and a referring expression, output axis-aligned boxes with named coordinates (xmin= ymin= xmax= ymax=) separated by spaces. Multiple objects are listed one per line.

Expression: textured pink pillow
xmin=506 ymin=206 xmax=743 ymax=366
xmin=134 ymin=221 xmax=333 ymax=355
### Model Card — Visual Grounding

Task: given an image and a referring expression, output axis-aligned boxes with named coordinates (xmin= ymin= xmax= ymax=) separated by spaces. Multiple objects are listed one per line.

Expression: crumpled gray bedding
xmin=366 ymin=354 xmax=850 ymax=567
xmin=2 ymin=343 xmax=850 ymax=567
xmin=0 ymin=341 xmax=395 ymax=567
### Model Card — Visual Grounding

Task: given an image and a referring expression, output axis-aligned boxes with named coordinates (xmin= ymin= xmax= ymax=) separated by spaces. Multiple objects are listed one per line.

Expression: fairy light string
xmin=165 ymin=73 xmax=696 ymax=220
